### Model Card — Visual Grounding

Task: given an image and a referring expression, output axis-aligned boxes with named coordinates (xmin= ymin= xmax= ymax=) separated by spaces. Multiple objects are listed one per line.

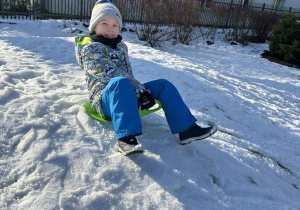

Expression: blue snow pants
xmin=101 ymin=77 xmax=197 ymax=139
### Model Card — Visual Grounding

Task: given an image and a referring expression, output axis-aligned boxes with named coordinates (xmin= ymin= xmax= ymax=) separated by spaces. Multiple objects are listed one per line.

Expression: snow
xmin=0 ymin=18 xmax=300 ymax=209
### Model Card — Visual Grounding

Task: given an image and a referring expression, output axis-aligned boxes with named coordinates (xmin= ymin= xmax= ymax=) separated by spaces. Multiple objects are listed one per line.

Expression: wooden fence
xmin=1 ymin=0 xmax=299 ymax=23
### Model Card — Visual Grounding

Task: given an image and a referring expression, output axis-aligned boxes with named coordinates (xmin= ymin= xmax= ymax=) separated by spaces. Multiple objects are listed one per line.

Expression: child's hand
xmin=138 ymin=91 xmax=155 ymax=110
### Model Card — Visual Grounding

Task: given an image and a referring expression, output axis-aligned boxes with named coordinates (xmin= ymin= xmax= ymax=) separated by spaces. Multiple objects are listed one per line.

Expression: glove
xmin=138 ymin=91 xmax=155 ymax=110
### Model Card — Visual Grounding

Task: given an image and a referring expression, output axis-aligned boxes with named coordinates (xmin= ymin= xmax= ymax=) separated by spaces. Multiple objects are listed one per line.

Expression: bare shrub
xmin=131 ymin=0 xmax=206 ymax=46
xmin=248 ymin=10 xmax=281 ymax=43
xmin=207 ymin=4 xmax=230 ymax=43
xmin=132 ymin=0 xmax=175 ymax=47
xmin=172 ymin=0 xmax=206 ymax=45
xmin=211 ymin=5 xmax=252 ymax=44
xmin=4 ymin=0 xmax=30 ymax=12
xmin=208 ymin=3 xmax=281 ymax=45
xmin=117 ymin=0 xmax=281 ymax=47
xmin=135 ymin=24 xmax=175 ymax=48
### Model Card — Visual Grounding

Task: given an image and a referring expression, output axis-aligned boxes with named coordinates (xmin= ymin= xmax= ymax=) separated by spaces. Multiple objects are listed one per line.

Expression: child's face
xmin=94 ymin=17 xmax=119 ymax=38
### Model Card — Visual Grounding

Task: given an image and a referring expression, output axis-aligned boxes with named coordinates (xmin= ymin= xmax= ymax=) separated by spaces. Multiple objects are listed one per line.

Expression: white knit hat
xmin=89 ymin=0 xmax=122 ymax=33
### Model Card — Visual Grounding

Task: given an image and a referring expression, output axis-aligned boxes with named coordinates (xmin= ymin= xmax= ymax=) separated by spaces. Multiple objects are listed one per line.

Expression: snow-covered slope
xmin=0 ymin=19 xmax=299 ymax=209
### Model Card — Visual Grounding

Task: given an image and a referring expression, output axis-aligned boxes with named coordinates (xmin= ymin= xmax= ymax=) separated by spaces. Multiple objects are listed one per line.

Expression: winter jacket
xmin=75 ymin=36 xmax=146 ymax=118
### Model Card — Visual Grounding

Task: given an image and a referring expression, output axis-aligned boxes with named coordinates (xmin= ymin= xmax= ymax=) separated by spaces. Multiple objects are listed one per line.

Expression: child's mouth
xmin=104 ymin=34 xmax=115 ymax=38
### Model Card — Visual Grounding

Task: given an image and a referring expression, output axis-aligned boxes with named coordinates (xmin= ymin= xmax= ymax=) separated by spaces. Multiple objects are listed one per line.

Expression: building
xmin=249 ymin=0 xmax=300 ymax=10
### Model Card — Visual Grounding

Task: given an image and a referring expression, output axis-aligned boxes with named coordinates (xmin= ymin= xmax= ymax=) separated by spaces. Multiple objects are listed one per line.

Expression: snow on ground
xmin=0 ymin=19 xmax=299 ymax=210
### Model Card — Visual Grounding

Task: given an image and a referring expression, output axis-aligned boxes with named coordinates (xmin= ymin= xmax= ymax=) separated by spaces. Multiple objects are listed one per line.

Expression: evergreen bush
xmin=269 ymin=12 xmax=300 ymax=66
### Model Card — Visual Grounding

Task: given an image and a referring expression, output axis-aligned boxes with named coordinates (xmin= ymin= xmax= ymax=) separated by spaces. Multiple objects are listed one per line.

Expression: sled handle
xmin=138 ymin=99 xmax=162 ymax=118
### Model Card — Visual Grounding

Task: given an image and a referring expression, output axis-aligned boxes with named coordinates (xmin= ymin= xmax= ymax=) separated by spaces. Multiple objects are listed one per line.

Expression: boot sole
xmin=118 ymin=144 xmax=144 ymax=156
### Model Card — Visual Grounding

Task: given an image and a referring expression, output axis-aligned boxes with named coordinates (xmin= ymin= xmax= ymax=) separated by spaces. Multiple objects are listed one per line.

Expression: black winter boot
xmin=179 ymin=123 xmax=217 ymax=145
xmin=118 ymin=136 xmax=144 ymax=156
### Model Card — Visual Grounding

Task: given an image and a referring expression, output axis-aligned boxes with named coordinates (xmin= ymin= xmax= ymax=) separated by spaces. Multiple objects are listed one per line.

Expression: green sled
xmin=83 ymin=99 xmax=163 ymax=122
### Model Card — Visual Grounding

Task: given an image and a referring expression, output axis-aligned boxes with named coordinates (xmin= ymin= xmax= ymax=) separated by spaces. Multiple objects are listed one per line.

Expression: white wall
xmin=283 ymin=0 xmax=300 ymax=9
xmin=30 ymin=0 xmax=95 ymax=16
xmin=250 ymin=0 xmax=275 ymax=5
xmin=251 ymin=0 xmax=300 ymax=9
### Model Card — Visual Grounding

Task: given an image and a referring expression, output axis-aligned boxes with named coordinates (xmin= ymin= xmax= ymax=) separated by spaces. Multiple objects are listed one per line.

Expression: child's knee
xmin=108 ymin=77 xmax=134 ymax=93
xmin=158 ymin=79 xmax=175 ymax=89
xmin=110 ymin=76 xmax=131 ymax=86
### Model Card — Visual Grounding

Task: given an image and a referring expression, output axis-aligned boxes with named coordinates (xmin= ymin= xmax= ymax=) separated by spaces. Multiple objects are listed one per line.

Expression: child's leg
xmin=144 ymin=79 xmax=197 ymax=134
xmin=101 ymin=77 xmax=142 ymax=139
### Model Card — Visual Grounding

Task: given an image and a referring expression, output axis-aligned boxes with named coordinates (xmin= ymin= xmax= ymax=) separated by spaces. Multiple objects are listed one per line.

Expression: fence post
xmin=29 ymin=0 xmax=31 ymax=20
xmin=1 ymin=0 xmax=4 ymax=19
xmin=289 ymin=7 xmax=292 ymax=12
xmin=262 ymin=3 xmax=265 ymax=11
xmin=80 ymin=0 xmax=83 ymax=22
xmin=225 ymin=0 xmax=234 ymax=28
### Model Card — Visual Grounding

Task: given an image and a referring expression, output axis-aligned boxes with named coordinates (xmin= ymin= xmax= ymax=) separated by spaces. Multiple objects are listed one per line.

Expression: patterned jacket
xmin=75 ymin=36 xmax=146 ymax=118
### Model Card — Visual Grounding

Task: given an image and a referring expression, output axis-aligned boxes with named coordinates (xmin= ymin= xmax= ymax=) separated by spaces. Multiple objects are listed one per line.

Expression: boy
xmin=75 ymin=0 xmax=217 ymax=156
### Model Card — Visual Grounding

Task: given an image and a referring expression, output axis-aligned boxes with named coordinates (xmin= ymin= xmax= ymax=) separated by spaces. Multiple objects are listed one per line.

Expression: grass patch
xmin=248 ymin=176 xmax=258 ymax=185
xmin=214 ymin=103 xmax=225 ymax=112
xmin=225 ymin=115 xmax=233 ymax=120
xmin=249 ymin=149 xmax=266 ymax=159
xmin=249 ymin=150 xmax=293 ymax=175
xmin=13 ymin=175 xmax=18 ymax=183
xmin=210 ymin=174 xmax=221 ymax=187
xmin=293 ymin=184 xmax=299 ymax=190
xmin=217 ymin=129 xmax=233 ymax=136
xmin=271 ymin=159 xmax=293 ymax=175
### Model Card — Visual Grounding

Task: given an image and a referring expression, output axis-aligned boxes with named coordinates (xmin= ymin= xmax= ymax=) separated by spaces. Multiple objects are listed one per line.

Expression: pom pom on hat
xmin=89 ymin=0 xmax=122 ymax=33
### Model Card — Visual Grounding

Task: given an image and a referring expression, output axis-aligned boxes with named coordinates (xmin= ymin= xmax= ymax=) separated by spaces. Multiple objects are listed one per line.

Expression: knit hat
xmin=89 ymin=0 xmax=122 ymax=33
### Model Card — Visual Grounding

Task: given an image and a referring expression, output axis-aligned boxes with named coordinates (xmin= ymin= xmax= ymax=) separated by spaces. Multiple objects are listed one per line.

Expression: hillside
xmin=0 ymin=19 xmax=299 ymax=209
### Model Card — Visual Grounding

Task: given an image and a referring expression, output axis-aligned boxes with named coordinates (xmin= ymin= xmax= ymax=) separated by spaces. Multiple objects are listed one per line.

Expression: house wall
xmin=250 ymin=0 xmax=300 ymax=9
xmin=283 ymin=0 xmax=300 ymax=9
xmin=250 ymin=0 xmax=275 ymax=5
xmin=30 ymin=0 xmax=95 ymax=16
